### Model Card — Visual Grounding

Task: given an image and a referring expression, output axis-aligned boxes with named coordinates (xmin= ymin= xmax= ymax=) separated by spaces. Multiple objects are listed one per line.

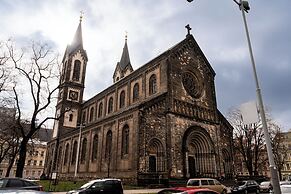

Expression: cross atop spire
xmin=185 ymin=24 xmax=192 ymax=37
xmin=125 ymin=31 xmax=128 ymax=42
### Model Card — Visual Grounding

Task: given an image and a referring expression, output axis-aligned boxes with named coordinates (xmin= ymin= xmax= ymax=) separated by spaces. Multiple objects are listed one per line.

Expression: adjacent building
xmin=0 ymin=128 xmax=51 ymax=179
xmin=45 ymin=18 xmax=233 ymax=185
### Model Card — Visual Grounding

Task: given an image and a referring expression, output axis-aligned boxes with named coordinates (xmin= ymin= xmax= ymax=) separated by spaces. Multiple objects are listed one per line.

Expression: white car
xmin=281 ymin=184 xmax=291 ymax=194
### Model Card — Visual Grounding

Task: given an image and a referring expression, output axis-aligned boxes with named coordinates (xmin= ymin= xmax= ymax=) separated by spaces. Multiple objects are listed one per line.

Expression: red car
xmin=157 ymin=187 xmax=219 ymax=194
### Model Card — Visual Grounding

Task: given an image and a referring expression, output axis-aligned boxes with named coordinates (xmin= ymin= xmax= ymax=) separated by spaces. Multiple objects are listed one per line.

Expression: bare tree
xmin=0 ymin=41 xmax=13 ymax=93
xmin=6 ymin=40 xmax=61 ymax=177
xmin=228 ymin=107 xmax=279 ymax=176
xmin=271 ymin=123 xmax=288 ymax=180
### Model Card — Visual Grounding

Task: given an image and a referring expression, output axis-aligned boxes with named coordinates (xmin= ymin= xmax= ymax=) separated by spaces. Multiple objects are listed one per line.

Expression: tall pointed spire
xmin=119 ymin=33 xmax=132 ymax=70
xmin=69 ymin=12 xmax=84 ymax=53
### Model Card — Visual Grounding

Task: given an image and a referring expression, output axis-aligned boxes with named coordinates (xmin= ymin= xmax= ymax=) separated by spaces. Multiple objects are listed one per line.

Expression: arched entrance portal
xmin=182 ymin=126 xmax=217 ymax=178
xmin=222 ymin=148 xmax=232 ymax=179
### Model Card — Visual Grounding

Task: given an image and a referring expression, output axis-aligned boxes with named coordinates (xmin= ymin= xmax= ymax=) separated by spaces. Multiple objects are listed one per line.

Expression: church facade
xmin=45 ymin=19 xmax=233 ymax=185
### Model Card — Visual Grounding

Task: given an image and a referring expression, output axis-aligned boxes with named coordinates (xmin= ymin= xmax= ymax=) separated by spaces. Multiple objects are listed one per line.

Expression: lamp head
xmin=242 ymin=0 xmax=250 ymax=11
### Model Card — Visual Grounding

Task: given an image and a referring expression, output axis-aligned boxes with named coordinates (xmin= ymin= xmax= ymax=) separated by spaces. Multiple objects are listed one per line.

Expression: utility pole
xmin=74 ymin=124 xmax=85 ymax=179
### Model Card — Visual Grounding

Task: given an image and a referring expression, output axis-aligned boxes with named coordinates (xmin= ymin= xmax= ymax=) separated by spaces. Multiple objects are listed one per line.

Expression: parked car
xmin=259 ymin=181 xmax=272 ymax=193
xmin=158 ymin=187 xmax=219 ymax=194
xmin=231 ymin=180 xmax=260 ymax=194
xmin=67 ymin=178 xmax=123 ymax=194
xmin=0 ymin=189 xmax=49 ymax=194
xmin=0 ymin=177 xmax=43 ymax=191
xmin=186 ymin=178 xmax=227 ymax=194
xmin=281 ymin=181 xmax=291 ymax=185
xmin=281 ymin=184 xmax=291 ymax=194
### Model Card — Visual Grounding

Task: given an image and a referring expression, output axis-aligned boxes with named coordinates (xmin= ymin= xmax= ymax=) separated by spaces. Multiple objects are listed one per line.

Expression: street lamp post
xmin=74 ymin=124 xmax=85 ymax=179
xmin=237 ymin=1 xmax=281 ymax=193
xmin=186 ymin=0 xmax=281 ymax=193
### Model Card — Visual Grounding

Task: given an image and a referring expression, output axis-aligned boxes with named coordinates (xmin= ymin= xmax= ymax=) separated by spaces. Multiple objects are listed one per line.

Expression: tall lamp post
xmin=186 ymin=0 xmax=281 ymax=193
xmin=74 ymin=123 xmax=85 ymax=179
xmin=236 ymin=1 xmax=281 ymax=193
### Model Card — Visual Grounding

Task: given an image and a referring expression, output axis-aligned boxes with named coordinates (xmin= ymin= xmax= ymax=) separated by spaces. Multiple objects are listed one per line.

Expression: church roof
xmin=118 ymin=37 xmax=132 ymax=70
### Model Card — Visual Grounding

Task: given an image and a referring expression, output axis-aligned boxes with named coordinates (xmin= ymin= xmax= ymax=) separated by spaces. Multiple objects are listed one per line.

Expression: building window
xmin=133 ymin=83 xmax=139 ymax=102
xmin=34 ymin=160 xmax=37 ymax=166
xmin=89 ymin=107 xmax=94 ymax=122
xmin=82 ymin=111 xmax=86 ymax=124
xmin=40 ymin=151 xmax=44 ymax=157
xmin=81 ymin=138 xmax=87 ymax=163
xmin=64 ymin=144 xmax=69 ymax=165
xmin=92 ymin=134 xmax=98 ymax=161
xmin=105 ymin=130 xmax=112 ymax=159
xmin=27 ymin=160 xmax=31 ymax=166
xmin=71 ymin=141 xmax=78 ymax=165
xmin=108 ymin=97 xmax=113 ymax=114
xmin=69 ymin=114 xmax=73 ymax=122
xmin=149 ymin=74 xmax=157 ymax=95
xmin=119 ymin=90 xmax=125 ymax=108
xmin=98 ymin=102 xmax=103 ymax=118
xmin=122 ymin=125 xmax=129 ymax=157
xmin=39 ymin=161 xmax=43 ymax=166
xmin=72 ymin=60 xmax=81 ymax=81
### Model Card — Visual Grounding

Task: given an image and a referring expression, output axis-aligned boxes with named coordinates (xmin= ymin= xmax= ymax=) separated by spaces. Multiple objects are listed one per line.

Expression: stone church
xmin=45 ymin=18 xmax=233 ymax=185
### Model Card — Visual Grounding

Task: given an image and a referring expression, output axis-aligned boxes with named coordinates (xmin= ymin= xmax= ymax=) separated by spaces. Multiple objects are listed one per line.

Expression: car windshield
xmin=237 ymin=181 xmax=246 ymax=186
xmin=80 ymin=181 xmax=95 ymax=189
xmin=187 ymin=180 xmax=199 ymax=186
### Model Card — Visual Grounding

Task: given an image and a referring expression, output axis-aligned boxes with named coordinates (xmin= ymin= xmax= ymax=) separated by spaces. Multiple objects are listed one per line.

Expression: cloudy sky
xmin=1 ymin=0 xmax=290 ymax=130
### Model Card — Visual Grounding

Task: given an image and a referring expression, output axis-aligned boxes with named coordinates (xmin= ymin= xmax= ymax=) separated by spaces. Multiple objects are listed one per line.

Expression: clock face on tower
xmin=182 ymin=72 xmax=203 ymax=99
xmin=69 ymin=90 xmax=79 ymax=101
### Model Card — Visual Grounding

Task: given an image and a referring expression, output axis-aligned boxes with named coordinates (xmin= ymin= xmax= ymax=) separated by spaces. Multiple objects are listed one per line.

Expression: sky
xmin=0 ymin=0 xmax=290 ymax=130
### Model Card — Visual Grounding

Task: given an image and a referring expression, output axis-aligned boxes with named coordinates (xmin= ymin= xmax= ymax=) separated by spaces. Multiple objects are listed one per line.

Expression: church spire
xmin=69 ymin=13 xmax=84 ymax=54
xmin=119 ymin=33 xmax=132 ymax=70
xmin=113 ymin=33 xmax=133 ymax=83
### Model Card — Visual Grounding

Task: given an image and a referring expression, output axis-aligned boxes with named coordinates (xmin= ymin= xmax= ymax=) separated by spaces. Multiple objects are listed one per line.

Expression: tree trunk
xmin=5 ymin=155 xmax=16 ymax=177
xmin=16 ymin=138 xmax=28 ymax=177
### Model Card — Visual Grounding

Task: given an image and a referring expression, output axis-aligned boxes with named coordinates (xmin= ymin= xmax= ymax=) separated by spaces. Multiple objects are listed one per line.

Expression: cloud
xmin=0 ymin=0 xmax=290 ymax=130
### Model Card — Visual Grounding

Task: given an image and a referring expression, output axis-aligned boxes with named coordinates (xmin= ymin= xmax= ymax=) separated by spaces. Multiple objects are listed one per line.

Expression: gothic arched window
xmin=81 ymin=138 xmax=87 ymax=163
xmin=119 ymin=90 xmax=125 ymax=109
xmin=92 ymin=134 xmax=98 ymax=161
xmin=64 ymin=143 xmax=69 ymax=165
xmin=108 ymin=97 xmax=113 ymax=114
xmin=89 ymin=107 xmax=94 ymax=122
xmin=105 ymin=130 xmax=112 ymax=159
xmin=71 ymin=141 xmax=78 ymax=164
xmin=72 ymin=60 xmax=81 ymax=81
xmin=98 ymin=102 xmax=103 ymax=118
xmin=149 ymin=74 xmax=157 ymax=95
xmin=133 ymin=83 xmax=139 ymax=102
xmin=121 ymin=125 xmax=129 ymax=157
